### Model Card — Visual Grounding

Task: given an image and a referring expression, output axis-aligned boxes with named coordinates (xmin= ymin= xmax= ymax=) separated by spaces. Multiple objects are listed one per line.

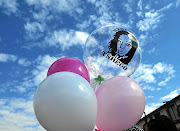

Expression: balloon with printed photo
xmin=84 ymin=25 xmax=141 ymax=79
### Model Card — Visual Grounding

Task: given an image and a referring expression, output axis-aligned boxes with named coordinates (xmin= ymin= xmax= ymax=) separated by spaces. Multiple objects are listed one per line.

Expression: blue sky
xmin=0 ymin=0 xmax=180 ymax=130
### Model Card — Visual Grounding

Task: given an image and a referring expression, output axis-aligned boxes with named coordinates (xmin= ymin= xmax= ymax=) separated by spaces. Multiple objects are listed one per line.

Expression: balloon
xmin=34 ymin=72 xmax=97 ymax=131
xmin=96 ymin=76 xmax=145 ymax=131
xmin=47 ymin=57 xmax=90 ymax=83
xmin=90 ymin=79 xmax=100 ymax=92
xmin=90 ymin=77 xmax=105 ymax=93
xmin=84 ymin=25 xmax=141 ymax=79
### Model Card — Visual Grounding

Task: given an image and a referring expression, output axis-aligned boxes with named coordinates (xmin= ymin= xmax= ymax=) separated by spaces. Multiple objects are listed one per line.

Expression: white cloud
xmin=145 ymin=4 xmax=150 ymax=10
xmin=78 ymin=0 xmax=132 ymax=29
xmin=24 ymin=22 xmax=46 ymax=40
xmin=141 ymin=84 xmax=161 ymax=91
xmin=159 ymin=3 xmax=174 ymax=12
xmin=142 ymin=85 xmax=155 ymax=91
xmin=158 ymin=77 xmax=171 ymax=86
xmin=26 ymin=0 xmax=39 ymax=5
xmin=10 ymin=79 xmax=34 ymax=93
xmin=136 ymin=3 xmax=174 ymax=32
xmin=0 ymin=97 xmax=45 ymax=131
xmin=0 ymin=53 xmax=17 ymax=62
xmin=0 ymin=80 xmax=18 ymax=93
xmin=136 ymin=11 xmax=163 ymax=31
xmin=45 ymin=29 xmax=89 ymax=50
xmin=145 ymin=103 xmax=163 ymax=115
xmin=154 ymin=62 xmax=175 ymax=75
xmin=157 ymin=88 xmax=161 ymax=91
xmin=136 ymin=11 xmax=143 ymax=17
xmin=0 ymin=0 xmax=18 ymax=15
xmin=76 ymin=15 xmax=97 ymax=29
xmin=78 ymin=13 xmax=130 ymax=30
xmin=148 ymin=47 xmax=156 ymax=53
xmin=12 ymin=86 xmax=26 ymax=93
xmin=132 ymin=62 xmax=175 ymax=87
xmin=146 ymin=95 xmax=154 ymax=99
xmin=161 ymin=89 xmax=179 ymax=101
xmin=122 ymin=3 xmax=133 ymax=13
xmin=132 ymin=64 xmax=156 ymax=83
xmin=0 ymin=53 xmax=32 ymax=67
xmin=24 ymin=0 xmax=132 ymax=48
xmin=153 ymin=62 xmax=165 ymax=73
xmin=0 ymin=59 xmax=61 ymax=130
xmin=24 ymin=0 xmax=84 ymax=42
xmin=26 ymin=0 xmax=82 ymax=17
xmin=87 ymin=0 xmax=96 ymax=4
xmin=176 ymin=0 xmax=180 ymax=7
xmin=33 ymin=9 xmax=53 ymax=22
xmin=155 ymin=63 xmax=175 ymax=86
xmin=145 ymin=11 xmax=158 ymax=18
xmin=25 ymin=22 xmax=45 ymax=33
xmin=137 ymin=0 xmax=143 ymax=10
xmin=32 ymin=55 xmax=59 ymax=86
xmin=138 ymin=33 xmax=148 ymax=46
xmin=5 ymin=55 xmax=61 ymax=94
xmin=18 ymin=58 xmax=31 ymax=67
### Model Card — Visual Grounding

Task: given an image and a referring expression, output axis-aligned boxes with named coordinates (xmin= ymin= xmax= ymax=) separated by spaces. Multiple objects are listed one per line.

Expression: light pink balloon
xmin=96 ymin=76 xmax=145 ymax=131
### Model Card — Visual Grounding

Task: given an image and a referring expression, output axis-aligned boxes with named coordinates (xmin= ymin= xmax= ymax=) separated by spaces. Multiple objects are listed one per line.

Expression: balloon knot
xmin=94 ymin=75 xmax=105 ymax=85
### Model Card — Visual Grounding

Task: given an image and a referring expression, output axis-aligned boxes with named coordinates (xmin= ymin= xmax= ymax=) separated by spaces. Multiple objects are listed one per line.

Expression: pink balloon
xmin=47 ymin=57 xmax=90 ymax=83
xmin=96 ymin=76 xmax=145 ymax=131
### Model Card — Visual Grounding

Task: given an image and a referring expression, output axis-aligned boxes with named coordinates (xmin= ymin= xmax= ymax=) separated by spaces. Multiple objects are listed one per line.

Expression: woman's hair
xmin=147 ymin=115 xmax=178 ymax=131
xmin=108 ymin=30 xmax=138 ymax=65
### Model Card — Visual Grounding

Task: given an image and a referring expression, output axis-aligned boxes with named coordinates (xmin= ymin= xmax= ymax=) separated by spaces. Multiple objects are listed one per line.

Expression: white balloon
xmin=33 ymin=72 xmax=97 ymax=131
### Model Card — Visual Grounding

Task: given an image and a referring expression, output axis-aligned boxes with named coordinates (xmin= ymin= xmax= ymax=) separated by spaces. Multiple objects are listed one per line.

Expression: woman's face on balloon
xmin=117 ymin=35 xmax=132 ymax=56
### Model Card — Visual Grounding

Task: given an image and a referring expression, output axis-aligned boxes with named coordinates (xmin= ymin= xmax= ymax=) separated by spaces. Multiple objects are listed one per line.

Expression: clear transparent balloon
xmin=84 ymin=25 xmax=141 ymax=79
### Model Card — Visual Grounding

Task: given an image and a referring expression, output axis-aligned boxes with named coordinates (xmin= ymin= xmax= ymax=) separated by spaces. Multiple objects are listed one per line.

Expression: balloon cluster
xmin=33 ymin=25 xmax=146 ymax=131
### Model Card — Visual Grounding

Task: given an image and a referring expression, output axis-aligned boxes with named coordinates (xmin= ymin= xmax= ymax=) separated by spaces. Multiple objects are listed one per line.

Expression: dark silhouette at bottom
xmin=147 ymin=115 xmax=178 ymax=131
